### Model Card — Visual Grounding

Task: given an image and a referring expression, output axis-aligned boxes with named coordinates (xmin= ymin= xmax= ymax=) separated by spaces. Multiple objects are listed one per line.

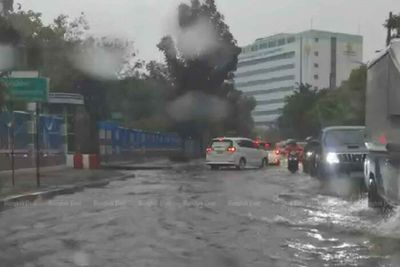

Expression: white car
xmin=206 ymin=137 xmax=268 ymax=170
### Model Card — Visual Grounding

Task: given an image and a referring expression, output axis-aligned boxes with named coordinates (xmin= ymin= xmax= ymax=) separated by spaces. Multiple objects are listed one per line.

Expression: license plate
xmin=216 ymin=151 xmax=224 ymax=154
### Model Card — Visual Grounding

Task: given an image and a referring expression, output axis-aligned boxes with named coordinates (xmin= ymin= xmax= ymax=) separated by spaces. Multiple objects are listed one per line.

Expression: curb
xmin=0 ymin=173 xmax=135 ymax=210
xmin=101 ymin=165 xmax=172 ymax=171
xmin=0 ymin=165 xmax=68 ymax=175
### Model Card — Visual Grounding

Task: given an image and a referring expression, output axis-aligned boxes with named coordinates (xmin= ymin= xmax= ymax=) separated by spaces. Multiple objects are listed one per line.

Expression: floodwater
xmin=1 ymin=162 xmax=400 ymax=266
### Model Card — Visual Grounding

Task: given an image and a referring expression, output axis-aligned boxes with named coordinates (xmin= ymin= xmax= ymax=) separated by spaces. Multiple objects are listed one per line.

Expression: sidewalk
xmin=0 ymin=166 xmax=130 ymax=201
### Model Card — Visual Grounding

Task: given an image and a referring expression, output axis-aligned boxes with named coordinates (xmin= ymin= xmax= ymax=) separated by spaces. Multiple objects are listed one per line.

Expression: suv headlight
xmin=326 ymin=152 xmax=340 ymax=164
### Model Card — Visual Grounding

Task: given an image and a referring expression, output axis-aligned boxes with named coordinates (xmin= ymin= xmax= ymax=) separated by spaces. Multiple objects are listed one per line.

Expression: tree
xmin=278 ymin=83 xmax=319 ymax=139
xmin=278 ymin=65 xmax=367 ymax=139
xmin=158 ymin=0 xmax=253 ymax=142
xmin=0 ymin=8 xmax=149 ymax=153
xmin=385 ymin=12 xmax=400 ymax=45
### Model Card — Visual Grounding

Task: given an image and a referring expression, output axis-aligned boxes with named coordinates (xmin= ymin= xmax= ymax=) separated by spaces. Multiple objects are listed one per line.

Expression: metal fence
xmin=98 ymin=121 xmax=182 ymax=159
xmin=39 ymin=114 xmax=64 ymax=153
xmin=0 ymin=111 xmax=64 ymax=155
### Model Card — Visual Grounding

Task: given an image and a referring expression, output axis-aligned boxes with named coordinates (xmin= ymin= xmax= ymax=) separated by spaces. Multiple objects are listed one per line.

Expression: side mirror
xmin=311 ymin=140 xmax=320 ymax=145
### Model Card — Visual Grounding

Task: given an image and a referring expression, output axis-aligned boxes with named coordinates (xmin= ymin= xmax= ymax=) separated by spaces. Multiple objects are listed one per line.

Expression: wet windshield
xmin=324 ymin=129 xmax=365 ymax=147
xmin=1 ymin=1 xmax=400 ymax=266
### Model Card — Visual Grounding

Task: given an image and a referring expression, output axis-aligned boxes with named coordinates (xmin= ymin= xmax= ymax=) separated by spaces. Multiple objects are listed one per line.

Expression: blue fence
xmin=0 ymin=111 xmax=64 ymax=154
xmin=39 ymin=115 xmax=64 ymax=152
xmin=98 ymin=121 xmax=182 ymax=156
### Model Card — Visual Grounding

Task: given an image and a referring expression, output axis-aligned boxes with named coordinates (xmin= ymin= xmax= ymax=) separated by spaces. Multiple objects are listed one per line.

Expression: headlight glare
xmin=326 ymin=152 xmax=340 ymax=164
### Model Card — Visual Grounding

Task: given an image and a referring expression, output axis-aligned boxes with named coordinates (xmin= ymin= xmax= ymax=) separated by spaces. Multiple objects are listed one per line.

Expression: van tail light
xmin=206 ymin=147 xmax=213 ymax=154
xmin=275 ymin=150 xmax=280 ymax=155
xmin=227 ymin=147 xmax=236 ymax=153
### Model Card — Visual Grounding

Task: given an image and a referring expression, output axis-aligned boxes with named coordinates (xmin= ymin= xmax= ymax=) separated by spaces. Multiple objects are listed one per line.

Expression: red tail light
xmin=275 ymin=150 xmax=280 ymax=155
xmin=206 ymin=147 xmax=213 ymax=154
xmin=227 ymin=147 xmax=236 ymax=153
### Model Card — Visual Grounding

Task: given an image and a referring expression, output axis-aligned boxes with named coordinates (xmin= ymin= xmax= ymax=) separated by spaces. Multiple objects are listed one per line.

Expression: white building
xmin=235 ymin=30 xmax=363 ymax=127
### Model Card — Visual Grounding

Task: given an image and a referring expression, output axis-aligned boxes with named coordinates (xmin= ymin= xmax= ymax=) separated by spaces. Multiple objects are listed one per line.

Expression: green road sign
xmin=0 ymin=77 xmax=49 ymax=102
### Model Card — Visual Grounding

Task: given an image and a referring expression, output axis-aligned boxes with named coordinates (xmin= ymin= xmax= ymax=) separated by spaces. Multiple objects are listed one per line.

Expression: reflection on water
xmin=273 ymin=180 xmax=400 ymax=266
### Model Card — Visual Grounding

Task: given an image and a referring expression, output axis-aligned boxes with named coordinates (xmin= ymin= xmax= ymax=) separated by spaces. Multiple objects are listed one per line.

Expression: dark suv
xmin=312 ymin=126 xmax=367 ymax=179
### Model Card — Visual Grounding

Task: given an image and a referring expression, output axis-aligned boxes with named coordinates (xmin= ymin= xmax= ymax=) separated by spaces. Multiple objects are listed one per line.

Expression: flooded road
xmin=1 ymin=162 xmax=400 ymax=266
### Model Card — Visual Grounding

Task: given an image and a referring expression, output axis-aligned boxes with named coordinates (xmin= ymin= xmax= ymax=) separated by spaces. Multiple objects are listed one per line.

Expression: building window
xmin=268 ymin=40 xmax=276 ymax=48
xmin=287 ymin=36 xmax=295 ymax=43
xmin=278 ymin=38 xmax=285 ymax=46
xmin=237 ymin=51 xmax=295 ymax=68
xmin=252 ymin=109 xmax=283 ymax=116
xmin=314 ymin=63 xmax=319 ymax=68
xmin=251 ymin=45 xmax=258 ymax=51
xmin=314 ymin=51 xmax=319 ymax=56
xmin=236 ymin=75 xmax=295 ymax=88
xmin=315 ymin=38 xmax=319 ymax=43
xmin=246 ymin=86 xmax=294 ymax=96
xmin=235 ymin=63 xmax=295 ymax=78
xmin=314 ymin=74 xmax=319 ymax=80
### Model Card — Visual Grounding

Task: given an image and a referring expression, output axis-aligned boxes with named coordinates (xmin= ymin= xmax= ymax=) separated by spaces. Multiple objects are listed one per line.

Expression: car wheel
xmin=236 ymin=158 xmax=246 ymax=170
xmin=210 ymin=165 xmax=220 ymax=170
xmin=316 ymin=164 xmax=325 ymax=180
xmin=368 ymin=178 xmax=384 ymax=209
xmin=303 ymin=161 xmax=309 ymax=173
xmin=260 ymin=158 xmax=267 ymax=169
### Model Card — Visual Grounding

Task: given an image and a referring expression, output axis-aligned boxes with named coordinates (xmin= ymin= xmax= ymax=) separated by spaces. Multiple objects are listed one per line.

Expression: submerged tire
xmin=260 ymin=158 xmax=267 ymax=169
xmin=236 ymin=158 xmax=246 ymax=170
xmin=210 ymin=165 xmax=220 ymax=171
xmin=368 ymin=179 xmax=384 ymax=209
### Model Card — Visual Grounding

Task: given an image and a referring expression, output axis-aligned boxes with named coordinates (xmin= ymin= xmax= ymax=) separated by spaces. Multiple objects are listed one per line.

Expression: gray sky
xmin=20 ymin=0 xmax=399 ymax=62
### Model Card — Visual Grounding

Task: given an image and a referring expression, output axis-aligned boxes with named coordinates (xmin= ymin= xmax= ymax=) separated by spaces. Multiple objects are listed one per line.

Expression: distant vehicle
xmin=269 ymin=143 xmax=283 ymax=166
xmin=206 ymin=137 xmax=268 ymax=170
xmin=312 ymin=126 xmax=367 ymax=180
xmin=284 ymin=140 xmax=304 ymax=162
xmin=364 ymin=39 xmax=400 ymax=209
xmin=287 ymin=150 xmax=299 ymax=173
xmin=303 ymin=138 xmax=321 ymax=175
xmin=276 ymin=141 xmax=287 ymax=154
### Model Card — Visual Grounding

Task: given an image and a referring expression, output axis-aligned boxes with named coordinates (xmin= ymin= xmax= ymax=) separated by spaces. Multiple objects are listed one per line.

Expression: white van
xmin=206 ymin=137 xmax=268 ymax=170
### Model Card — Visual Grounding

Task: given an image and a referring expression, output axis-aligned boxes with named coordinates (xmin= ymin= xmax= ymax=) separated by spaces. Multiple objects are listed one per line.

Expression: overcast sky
xmin=20 ymin=0 xmax=399 ymax=62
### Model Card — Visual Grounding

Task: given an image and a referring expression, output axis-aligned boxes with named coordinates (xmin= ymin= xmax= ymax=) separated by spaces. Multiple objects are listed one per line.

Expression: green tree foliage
xmin=278 ymin=83 xmax=319 ymax=139
xmin=0 ymin=8 xmax=160 ymax=152
xmin=279 ymin=66 xmax=367 ymax=139
xmin=105 ymin=77 xmax=170 ymax=131
xmin=158 ymin=0 xmax=255 ymax=139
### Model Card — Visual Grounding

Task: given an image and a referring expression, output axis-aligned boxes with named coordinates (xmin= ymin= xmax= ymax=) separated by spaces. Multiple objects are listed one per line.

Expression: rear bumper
xmin=269 ymin=155 xmax=281 ymax=163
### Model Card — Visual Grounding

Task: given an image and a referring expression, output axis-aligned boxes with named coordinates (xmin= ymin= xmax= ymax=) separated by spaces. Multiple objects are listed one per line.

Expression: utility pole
xmin=35 ymin=102 xmax=41 ymax=187
xmin=387 ymin=12 xmax=393 ymax=46
xmin=299 ymin=37 xmax=303 ymax=85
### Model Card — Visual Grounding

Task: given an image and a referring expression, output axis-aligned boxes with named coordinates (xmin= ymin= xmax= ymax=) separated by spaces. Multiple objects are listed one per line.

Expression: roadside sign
xmin=0 ymin=77 xmax=49 ymax=102
xmin=10 ymin=70 xmax=39 ymax=78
